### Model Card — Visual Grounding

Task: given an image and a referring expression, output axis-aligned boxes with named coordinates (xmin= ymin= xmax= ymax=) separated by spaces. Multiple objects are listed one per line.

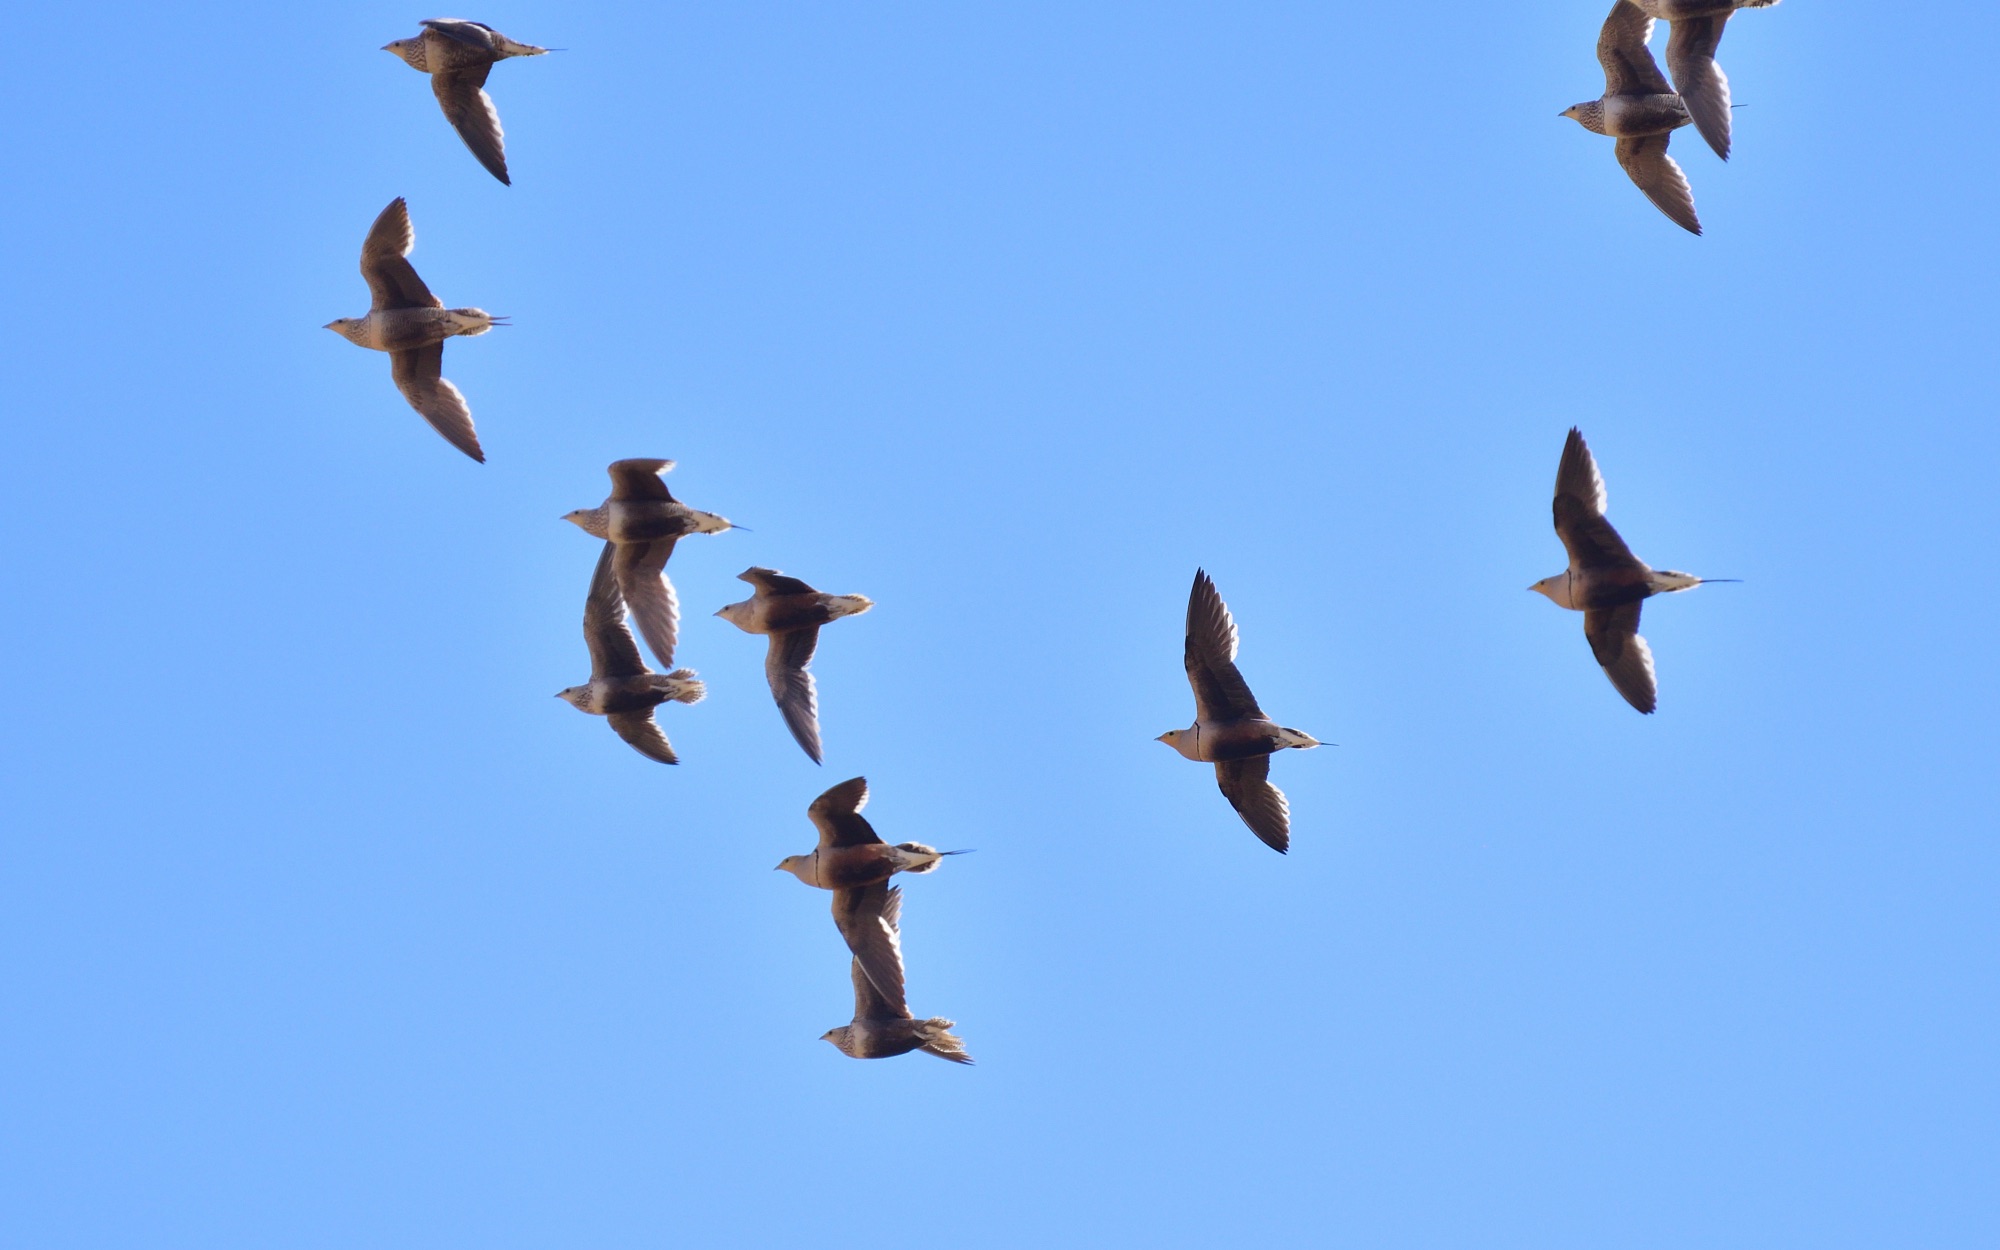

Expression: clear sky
xmin=4 ymin=2 xmax=1997 ymax=1246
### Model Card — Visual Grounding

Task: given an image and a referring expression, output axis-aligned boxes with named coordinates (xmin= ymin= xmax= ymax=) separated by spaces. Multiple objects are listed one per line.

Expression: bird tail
xmin=827 ymin=594 xmax=875 ymax=619
xmin=916 ymin=1019 xmax=973 ymax=1064
xmin=895 ymin=843 xmax=971 ymax=873
xmin=662 ymin=669 xmax=706 ymax=704
xmin=1275 ymin=727 xmax=1321 ymax=750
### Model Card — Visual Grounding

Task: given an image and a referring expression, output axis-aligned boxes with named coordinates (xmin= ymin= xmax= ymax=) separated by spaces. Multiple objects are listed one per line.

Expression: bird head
xmin=553 ymin=685 xmax=589 ymax=708
xmin=1155 ymin=728 xmax=1201 ymax=761
xmin=774 ymin=854 xmax=814 ymax=883
xmin=820 ymin=1027 xmax=853 ymax=1054
xmin=713 ymin=600 xmax=753 ymax=629
xmin=323 ymin=318 xmax=368 ymax=344
xmin=1559 ymin=100 xmax=1606 ymax=134
xmin=1527 ymin=574 xmax=1575 ymax=609
xmin=382 ymin=37 xmax=424 ymax=67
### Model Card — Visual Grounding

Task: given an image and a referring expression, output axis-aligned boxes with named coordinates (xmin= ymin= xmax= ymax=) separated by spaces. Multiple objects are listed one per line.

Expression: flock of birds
xmin=323 ymin=17 xmax=1744 ymax=1063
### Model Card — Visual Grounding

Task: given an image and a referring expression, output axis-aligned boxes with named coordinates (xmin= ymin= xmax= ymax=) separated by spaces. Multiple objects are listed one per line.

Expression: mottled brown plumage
xmin=323 ymin=197 xmax=502 ymax=461
xmin=556 ymin=542 xmax=705 ymax=762
xmin=1561 ymin=2 xmax=1702 ymax=235
xmin=716 ymin=568 xmax=873 ymax=763
xmin=563 ymin=460 xmax=735 ymax=670
xmin=820 ymin=885 xmax=972 ymax=1064
xmin=383 ymin=20 xmax=549 ymax=185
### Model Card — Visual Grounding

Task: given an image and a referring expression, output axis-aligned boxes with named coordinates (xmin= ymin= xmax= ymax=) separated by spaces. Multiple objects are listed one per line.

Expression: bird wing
xmin=834 ymin=882 xmax=906 ymax=1010
xmin=1615 ymin=133 xmax=1701 ymax=236
xmin=583 ymin=543 xmax=648 ymax=679
xmin=1584 ymin=601 xmax=1658 ymax=713
xmin=766 ymin=627 xmax=823 ymax=764
xmin=389 ymin=343 xmax=485 ymax=462
xmin=1215 ymin=755 xmax=1291 ymax=854
xmin=847 ymin=886 xmax=913 ymax=1022
xmin=1598 ymin=1 xmax=1671 ymax=97
xmin=607 ymin=711 xmax=679 ymax=764
xmin=1666 ymin=15 xmax=1733 ymax=160
xmin=1551 ymin=426 xmax=1638 ymax=573
xmin=606 ymin=458 xmax=676 ymax=501
xmin=360 ymin=197 xmax=440 ymax=311
xmin=431 ymin=64 xmax=510 ymax=186
xmin=420 ymin=18 xmax=501 ymax=50
xmin=1185 ymin=568 xmax=1264 ymax=721
xmin=808 ymin=776 xmax=881 ymax=848
xmin=738 ymin=566 xmax=818 ymax=596
xmin=612 ymin=539 xmax=680 ymax=669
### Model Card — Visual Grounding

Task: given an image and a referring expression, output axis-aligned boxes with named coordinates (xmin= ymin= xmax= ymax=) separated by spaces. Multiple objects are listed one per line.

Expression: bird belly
xmin=606 ymin=502 xmax=692 ymax=543
xmin=1603 ymin=95 xmax=1690 ymax=137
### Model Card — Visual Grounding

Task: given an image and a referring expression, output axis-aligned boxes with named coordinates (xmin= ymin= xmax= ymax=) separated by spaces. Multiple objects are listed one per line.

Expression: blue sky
xmin=3 ymin=2 xmax=1997 ymax=1246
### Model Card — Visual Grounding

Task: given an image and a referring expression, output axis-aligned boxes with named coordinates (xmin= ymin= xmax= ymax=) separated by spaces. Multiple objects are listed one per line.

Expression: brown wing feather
xmin=607 ymin=711 xmax=679 ymax=764
xmin=613 ymin=539 xmax=680 ymax=669
xmin=1584 ymin=601 xmax=1658 ymax=713
xmin=432 ymin=64 xmax=510 ymax=185
xmin=740 ymin=566 xmax=818 ymax=596
xmin=1615 ymin=133 xmax=1701 ymax=236
xmin=1598 ymin=1 xmax=1671 ymax=97
xmin=389 ymin=342 xmax=483 ymax=462
xmin=1666 ymin=15 xmax=1733 ymax=160
xmin=834 ymin=882 xmax=905 ymax=1008
xmin=848 ymin=887 xmax=913 ymax=1022
xmin=1185 ymin=569 xmax=1264 ymax=721
xmin=1216 ymin=755 xmax=1291 ymax=853
xmin=583 ymin=544 xmax=648 ymax=679
xmin=1553 ymin=429 xmax=1639 ymax=571
xmin=360 ymin=198 xmax=439 ymax=311
xmin=767 ymin=628 xmax=823 ymax=763
xmin=606 ymin=459 xmax=675 ymax=502
xmin=808 ymin=777 xmax=880 ymax=849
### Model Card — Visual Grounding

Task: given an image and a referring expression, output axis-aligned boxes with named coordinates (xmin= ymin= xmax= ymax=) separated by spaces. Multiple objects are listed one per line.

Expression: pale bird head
xmin=1155 ymin=730 xmax=1183 ymax=749
xmin=1527 ymin=575 xmax=1573 ymax=609
xmin=554 ymin=685 xmax=589 ymax=708
xmin=820 ymin=1027 xmax=851 ymax=1052
xmin=559 ymin=509 xmax=595 ymax=531
xmin=774 ymin=854 xmax=812 ymax=881
xmin=323 ymin=317 xmax=367 ymax=344
xmin=714 ymin=600 xmax=752 ymax=627
xmin=382 ymin=38 xmax=422 ymax=65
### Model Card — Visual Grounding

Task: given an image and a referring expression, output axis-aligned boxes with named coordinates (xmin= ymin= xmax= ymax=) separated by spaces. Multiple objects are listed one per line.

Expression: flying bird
xmin=563 ymin=460 xmax=735 ymax=670
xmin=1626 ymin=0 xmax=1780 ymax=161
xmin=382 ymin=19 xmax=549 ymax=185
xmin=1157 ymin=570 xmax=1321 ymax=854
xmin=716 ymin=568 xmax=874 ymax=763
xmin=1561 ymin=1 xmax=1702 ymax=235
xmin=820 ymin=885 xmax=972 ymax=1065
xmin=1530 ymin=428 xmax=1737 ymax=713
xmin=324 ymin=197 xmax=502 ymax=462
xmin=779 ymin=778 xmax=965 ymax=1003
xmin=556 ymin=542 xmax=705 ymax=763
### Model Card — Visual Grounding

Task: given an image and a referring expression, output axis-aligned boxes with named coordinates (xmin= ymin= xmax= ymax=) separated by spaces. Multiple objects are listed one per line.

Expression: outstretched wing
xmin=389 ymin=342 xmax=484 ymax=462
xmin=613 ymin=539 xmax=680 ymax=669
xmin=834 ymin=882 xmax=905 ymax=1009
xmin=766 ymin=628 xmax=823 ymax=764
xmin=1553 ymin=427 xmax=1641 ymax=571
xmin=1584 ymin=601 xmax=1658 ymax=713
xmin=1666 ymin=15 xmax=1733 ymax=161
xmin=739 ymin=566 xmax=818 ymax=596
xmin=1216 ymin=754 xmax=1291 ymax=854
xmin=808 ymin=777 xmax=880 ymax=848
xmin=607 ymin=458 xmax=676 ymax=502
xmin=1598 ymin=1 xmax=1671 ymax=96
xmin=432 ymin=64 xmax=510 ymax=185
xmin=1184 ymin=568 xmax=1263 ymax=721
xmin=607 ymin=711 xmax=679 ymax=764
xmin=360 ymin=197 xmax=439 ymax=311
xmin=1614 ymin=133 xmax=1701 ymax=236
xmin=583 ymin=543 xmax=648 ymax=679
